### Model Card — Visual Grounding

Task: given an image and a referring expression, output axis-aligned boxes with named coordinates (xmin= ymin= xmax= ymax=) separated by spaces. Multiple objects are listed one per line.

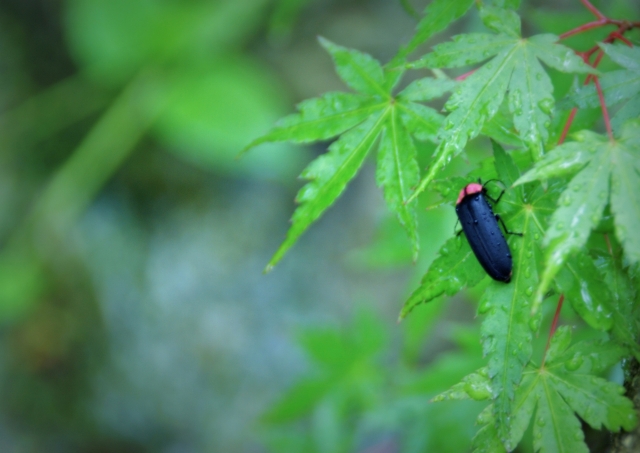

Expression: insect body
xmin=455 ymin=182 xmax=517 ymax=283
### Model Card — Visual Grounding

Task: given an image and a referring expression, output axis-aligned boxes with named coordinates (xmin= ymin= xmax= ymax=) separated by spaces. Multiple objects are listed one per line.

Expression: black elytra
xmin=455 ymin=181 xmax=520 ymax=283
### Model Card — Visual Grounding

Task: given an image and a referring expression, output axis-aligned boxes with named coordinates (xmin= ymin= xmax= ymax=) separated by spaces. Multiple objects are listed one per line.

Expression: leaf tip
xmin=317 ymin=35 xmax=332 ymax=50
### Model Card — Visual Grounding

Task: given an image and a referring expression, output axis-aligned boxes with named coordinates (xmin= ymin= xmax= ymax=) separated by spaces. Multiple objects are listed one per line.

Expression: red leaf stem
xmin=541 ymin=293 xmax=565 ymax=369
xmin=559 ymin=19 xmax=620 ymax=40
xmin=558 ymin=108 xmax=577 ymax=145
xmin=557 ymin=20 xmax=636 ymax=144
xmin=593 ymin=76 xmax=614 ymax=140
xmin=580 ymin=0 xmax=606 ymax=20
xmin=455 ymin=68 xmax=476 ymax=81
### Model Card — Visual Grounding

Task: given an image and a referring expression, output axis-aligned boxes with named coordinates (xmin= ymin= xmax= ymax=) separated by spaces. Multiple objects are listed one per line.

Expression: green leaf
xmin=513 ymin=132 xmax=600 ymax=185
xmin=533 ymin=146 xmax=611 ymax=315
xmin=432 ymin=368 xmax=492 ymax=402
xmin=263 ymin=378 xmax=335 ymax=423
xmin=376 ymin=108 xmax=420 ymax=259
xmin=555 ymin=252 xmax=613 ymax=331
xmin=408 ymin=28 xmax=594 ymax=201
xmin=529 ymin=34 xmax=596 ymax=75
xmin=555 ymin=337 xmax=628 ymax=375
xmin=397 ymin=101 xmax=444 ymax=142
xmin=508 ymin=370 xmax=538 ymax=445
xmin=479 ymin=149 xmax=554 ymax=447
xmin=601 ymin=42 xmax=640 ymax=71
xmin=482 ymin=104 xmax=525 ymax=148
xmin=266 ymin=111 xmax=387 ymax=271
xmin=489 ymin=0 xmax=521 ymax=8
xmin=563 ymin=44 xmax=640 ymax=133
xmin=319 ymin=37 xmax=387 ymax=98
xmin=397 ymin=77 xmax=457 ymax=102
xmin=610 ymin=120 xmax=640 ymax=265
xmin=480 ymin=283 xmax=532 ymax=449
xmin=243 ymin=92 xmax=382 ymax=149
xmin=399 ymin=236 xmax=485 ymax=320
xmin=244 ymin=38 xmax=448 ymax=268
xmin=472 ymin=406 xmax=507 ymax=453
xmin=533 ymin=380 xmax=588 ymax=453
xmin=525 ymin=123 xmax=640 ymax=313
xmin=508 ymin=42 xmax=554 ymax=159
xmin=598 ymin=251 xmax=640 ymax=358
xmin=399 ymin=0 xmax=475 ymax=59
xmin=479 ymin=6 xmax=521 ymax=38
xmin=612 ymin=94 xmax=640 ymax=132
xmin=492 ymin=140 xmax=522 ymax=200
xmin=507 ymin=329 xmax=636 ymax=452
xmin=411 ymin=34 xmax=516 ymax=69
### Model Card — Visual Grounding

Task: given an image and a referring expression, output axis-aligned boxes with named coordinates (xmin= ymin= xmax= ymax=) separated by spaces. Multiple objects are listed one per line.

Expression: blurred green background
xmin=0 ymin=0 xmax=636 ymax=452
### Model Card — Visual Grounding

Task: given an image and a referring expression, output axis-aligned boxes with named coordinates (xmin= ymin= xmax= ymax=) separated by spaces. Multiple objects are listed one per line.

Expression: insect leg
xmin=495 ymin=215 xmax=523 ymax=236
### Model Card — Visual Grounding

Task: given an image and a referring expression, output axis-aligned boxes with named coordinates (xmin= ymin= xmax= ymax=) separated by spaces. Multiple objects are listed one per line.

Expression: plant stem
xmin=580 ymin=0 xmax=606 ymax=20
xmin=541 ymin=293 xmax=564 ymax=369
xmin=593 ymin=76 xmax=614 ymax=140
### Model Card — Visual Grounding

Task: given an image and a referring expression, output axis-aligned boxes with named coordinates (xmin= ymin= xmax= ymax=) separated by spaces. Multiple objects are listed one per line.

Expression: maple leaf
xmin=515 ymin=119 xmax=640 ymax=316
xmin=244 ymin=38 xmax=455 ymax=269
xmin=566 ymin=43 xmax=640 ymax=133
xmin=436 ymin=327 xmax=636 ymax=452
xmin=407 ymin=6 xmax=595 ymax=202
xmin=508 ymin=327 xmax=637 ymax=452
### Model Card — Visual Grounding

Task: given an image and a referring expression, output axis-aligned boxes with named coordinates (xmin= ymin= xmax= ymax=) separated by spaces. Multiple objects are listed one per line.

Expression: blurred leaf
xmin=263 ymin=378 xmax=335 ymax=424
xmin=0 ymin=76 xmax=110 ymax=146
xmin=0 ymin=252 xmax=44 ymax=321
xmin=65 ymin=0 xmax=269 ymax=84
xmin=269 ymin=0 xmax=312 ymax=37
xmin=153 ymin=57 xmax=306 ymax=180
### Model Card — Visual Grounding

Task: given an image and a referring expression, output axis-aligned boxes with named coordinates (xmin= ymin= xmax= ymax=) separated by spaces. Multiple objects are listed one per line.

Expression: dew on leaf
xmin=529 ymin=316 xmax=541 ymax=331
xmin=478 ymin=299 xmax=492 ymax=314
xmin=565 ymin=353 xmax=583 ymax=371
xmin=511 ymin=89 xmax=522 ymax=110
xmin=538 ymin=98 xmax=554 ymax=114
